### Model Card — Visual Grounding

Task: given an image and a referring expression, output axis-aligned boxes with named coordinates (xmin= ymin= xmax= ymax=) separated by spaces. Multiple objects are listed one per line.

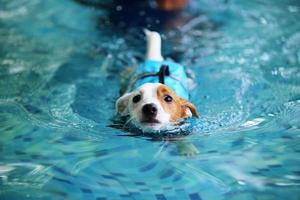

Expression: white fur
xmin=144 ymin=29 xmax=163 ymax=61
xmin=116 ymin=83 xmax=170 ymax=130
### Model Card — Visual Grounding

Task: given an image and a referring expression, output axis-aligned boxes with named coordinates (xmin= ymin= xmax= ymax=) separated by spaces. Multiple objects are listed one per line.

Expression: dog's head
xmin=116 ymin=83 xmax=199 ymax=131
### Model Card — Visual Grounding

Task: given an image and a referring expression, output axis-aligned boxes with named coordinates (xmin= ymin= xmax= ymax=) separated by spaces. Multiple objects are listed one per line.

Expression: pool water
xmin=1 ymin=0 xmax=300 ymax=199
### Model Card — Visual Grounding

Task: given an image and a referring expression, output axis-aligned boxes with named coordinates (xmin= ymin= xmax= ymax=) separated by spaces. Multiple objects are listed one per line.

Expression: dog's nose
xmin=142 ymin=103 xmax=158 ymax=117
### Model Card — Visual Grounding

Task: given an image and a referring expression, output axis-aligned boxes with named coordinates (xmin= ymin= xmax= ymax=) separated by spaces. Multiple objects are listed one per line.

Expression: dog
xmin=115 ymin=30 xmax=199 ymax=132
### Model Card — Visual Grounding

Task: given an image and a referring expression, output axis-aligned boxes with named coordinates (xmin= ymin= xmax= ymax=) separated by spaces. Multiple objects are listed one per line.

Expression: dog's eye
xmin=132 ymin=94 xmax=141 ymax=103
xmin=164 ymin=95 xmax=173 ymax=103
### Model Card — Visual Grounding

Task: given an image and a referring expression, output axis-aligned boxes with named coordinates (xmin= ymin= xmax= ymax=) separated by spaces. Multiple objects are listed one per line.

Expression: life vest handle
xmin=158 ymin=65 xmax=170 ymax=84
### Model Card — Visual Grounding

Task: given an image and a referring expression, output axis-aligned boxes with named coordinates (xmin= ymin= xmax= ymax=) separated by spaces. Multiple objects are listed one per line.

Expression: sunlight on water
xmin=0 ymin=0 xmax=300 ymax=199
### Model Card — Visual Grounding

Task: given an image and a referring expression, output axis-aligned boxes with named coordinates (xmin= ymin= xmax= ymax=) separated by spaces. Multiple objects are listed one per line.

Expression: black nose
xmin=142 ymin=103 xmax=157 ymax=117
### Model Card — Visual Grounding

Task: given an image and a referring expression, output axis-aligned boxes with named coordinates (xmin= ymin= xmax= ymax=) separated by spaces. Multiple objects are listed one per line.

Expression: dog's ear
xmin=184 ymin=101 xmax=199 ymax=118
xmin=180 ymin=98 xmax=199 ymax=118
xmin=116 ymin=93 xmax=132 ymax=116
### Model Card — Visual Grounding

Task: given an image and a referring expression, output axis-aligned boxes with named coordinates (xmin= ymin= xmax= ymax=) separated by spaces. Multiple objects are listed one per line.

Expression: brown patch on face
xmin=157 ymin=84 xmax=199 ymax=122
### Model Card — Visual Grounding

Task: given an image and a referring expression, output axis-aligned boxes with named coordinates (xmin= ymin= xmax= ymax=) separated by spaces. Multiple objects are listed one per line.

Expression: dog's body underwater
xmin=116 ymin=30 xmax=199 ymax=131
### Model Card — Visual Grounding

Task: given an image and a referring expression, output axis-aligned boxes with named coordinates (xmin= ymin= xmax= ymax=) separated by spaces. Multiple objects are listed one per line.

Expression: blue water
xmin=1 ymin=0 xmax=300 ymax=199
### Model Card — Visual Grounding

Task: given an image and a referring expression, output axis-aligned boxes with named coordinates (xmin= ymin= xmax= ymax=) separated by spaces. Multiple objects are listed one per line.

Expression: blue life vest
xmin=131 ymin=60 xmax=189 ymax=100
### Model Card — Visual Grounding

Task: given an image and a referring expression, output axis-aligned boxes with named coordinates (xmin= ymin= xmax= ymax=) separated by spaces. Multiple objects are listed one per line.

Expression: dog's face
xmin=116 ymin=83 xmax=199 ymax=131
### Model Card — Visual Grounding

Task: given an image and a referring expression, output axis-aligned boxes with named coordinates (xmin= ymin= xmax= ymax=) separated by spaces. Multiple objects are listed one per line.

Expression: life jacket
xmin=130 ymin=59 xmax=189 ymax=100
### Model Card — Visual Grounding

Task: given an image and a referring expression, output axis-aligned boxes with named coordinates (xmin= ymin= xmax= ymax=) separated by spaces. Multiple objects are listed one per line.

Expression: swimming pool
xmin=0 ymin=0 xmax=300 ymax=199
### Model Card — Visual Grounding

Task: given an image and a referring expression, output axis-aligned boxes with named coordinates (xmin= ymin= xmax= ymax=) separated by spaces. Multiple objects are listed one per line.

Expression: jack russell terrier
xmin=116 ymin=30 xmax=199 ymax=132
